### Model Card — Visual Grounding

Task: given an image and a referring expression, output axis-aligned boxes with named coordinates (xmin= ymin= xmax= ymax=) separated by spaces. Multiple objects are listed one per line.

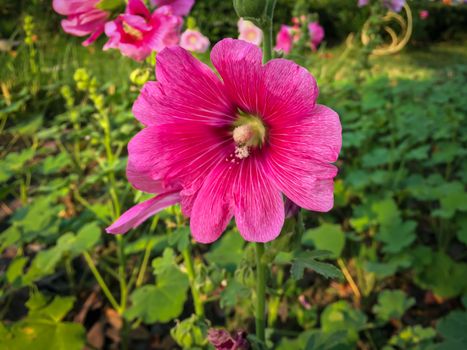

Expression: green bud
xmin=233 ymin=0 xmax=267 ymax=20
xmin=129 ymin=68 xmax=150 ymax=86
xmin=170 ymin=315 xmax=209 ymax=349
xmin=186 ymin=17 xmax=197 ymax=30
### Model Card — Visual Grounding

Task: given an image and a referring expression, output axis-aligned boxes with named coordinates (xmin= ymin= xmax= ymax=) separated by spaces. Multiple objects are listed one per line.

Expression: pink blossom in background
xmin=358 ymin=0 xmax=369 ymax=7
xmin=52 ymin=0 xmax=109 ymax=46
xmin=274 ymin=25 xmax=294 ymax=54
xmin=308 ymin=22 xmax=325 ymax=51
xmin=104 ymin=0 xmax=182 ymax=61
xmin=419 ymin=10 xmax=429 ymax=20
xmin=151 ymin=0 xmax=195 ymax=16
xmin=238 ymin=18 xmax=263 ymax=46
xmin=106 ymin=39 xmax=341 ymax=244
xmin=180 ymin=29 xmax=210 ymax=53
xmin=383 ymin=0 xmax=406 ymax=12
xmin=207 ymin=329 xmax=249 ymax=350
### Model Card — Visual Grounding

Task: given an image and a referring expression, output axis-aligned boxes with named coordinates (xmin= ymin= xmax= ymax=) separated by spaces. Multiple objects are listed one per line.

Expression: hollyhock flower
xmin=238 ymin=19 xmax=263 ymax=46
xmin=419 ymin=10 xmax=429 ymax=20
xmin=358 ymin=0 xmax=369 ymax=7
xmin=308 ymin=22 xmax=325 ymax=51
xmin=207 ymin=329 xmax=249 ymax=350
xmin=274 ymin=25 xmax=294 ymax=54
xmin=180 ymin=29 xmax=210 ymax=53
xmin=52 ymin=0 xmax=109 ymax=46
xmin=106 ymin=39 xmax=341 ymax=243
xmin=151 ymin=0 xmax=195 ymax=16
xmin=104 ymin=0 xmax=182 ymax=61
xmin=383 ymin=0 xmax=405 ymax=12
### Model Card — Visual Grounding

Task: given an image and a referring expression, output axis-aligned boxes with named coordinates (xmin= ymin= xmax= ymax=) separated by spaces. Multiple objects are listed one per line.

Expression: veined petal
xmin=190 ymin=161 xmax=234 ymax=244
xmin=233 ymin=157 xmax=284 ymax=242
xmin=155 ymin=46 xmax=234 ymax=126
xmin=259 ymin=58 xmax=318 ymax=125
xmin=210 ymin=38 xmax=263 ymax=113
xmin=106 ymin=191 xmax=180 ymax=234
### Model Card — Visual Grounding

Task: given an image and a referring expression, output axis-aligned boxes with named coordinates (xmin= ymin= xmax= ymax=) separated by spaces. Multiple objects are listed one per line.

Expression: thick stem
xmin=255 ymin=243 xmax=267 ymax=342
xmin=182 ymin=247 xmax=205 ymax=318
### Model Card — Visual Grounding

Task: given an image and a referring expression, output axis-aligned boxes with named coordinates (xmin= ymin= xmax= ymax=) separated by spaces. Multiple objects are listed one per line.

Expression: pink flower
xmin=151 ymin=0 xmax=195 ymax=16
xmin=52 ymin=0 xmax=109 ymax=46
xmin=238 ymin=19 xmax=263 ymax=46
xmin=106 ymin=39 xmax=341 ymax=243
xmin=383 ymin=0 xmax=406 ymax=12
xmin=207 ymin=329 xmax=249 ymax=350
xmin=274 ymin=25 xmax=294 ymax=54
xmin=103 ymin=0 xmax=182 ymax=61
xmin=358 ymin=0 xmax=369 ymax=7
xmin=180 ymin=29 xmax=210 ymax=53
xmin=419 ymin=10 xmax=429 ymax=20
xmin=308 ymin=22 xmax=325 ymax=51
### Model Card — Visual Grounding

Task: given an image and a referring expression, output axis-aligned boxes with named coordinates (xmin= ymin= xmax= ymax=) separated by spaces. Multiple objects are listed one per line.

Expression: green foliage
xmin=372 ymin=290 xmax=415 ymax=322
xmin=320 ymin=301 xmax=367 ymax=344
xmin=302 ymin=223 xmax=346 ymax=258
xmin=436 ymin=310 xmax=467 ymax=349
xmin=0 ymin=292 xmax=85 ymax=350
xmin=125 ymin=249 xmax=189 ymax=323
xmin=291 ymin=250 xmax=343 ymax=280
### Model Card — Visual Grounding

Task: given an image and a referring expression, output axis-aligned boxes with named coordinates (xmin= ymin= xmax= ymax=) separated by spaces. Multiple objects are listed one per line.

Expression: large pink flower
xmin=274 ymin=25 xmax=294 ymax=54
xmin=53 ymin=0 xmax=109 ymax=46
xmin=180 ymin=29 xmax=210 ymax=53
xmin=106 ymin=39 xmax=342 ymax=243
xmin=151 ymin=0 xmax=195 ymax=16
xmin=308 ymin=22 xmax=325 ymax=51
xmin=103 ymin=0 xmax=182 ymax=61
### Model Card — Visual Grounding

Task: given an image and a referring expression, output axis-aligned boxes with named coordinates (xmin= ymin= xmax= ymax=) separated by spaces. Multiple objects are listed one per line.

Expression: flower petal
xmin=155 ymin=45 xmax=234 ymax=126
xmin=132 ymin=81 xmax=162 ymax=126
xmin=190 ymin=162 xmax=234 ymax=244
xmin=106 ymin=191 xmax=180 ymax=234
xmin=259 ymin=58 xmax=318 ymax=124
xmin=233 ymin=157 xmax=285 ymax=242
xmin=270 ymin=104 xmax=342 ymax=163
xmin=210 ymin=38 xmax=263 ymax=113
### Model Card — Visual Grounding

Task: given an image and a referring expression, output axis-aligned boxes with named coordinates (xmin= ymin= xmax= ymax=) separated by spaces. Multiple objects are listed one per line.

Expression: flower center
xmin=232 ymin=111 xmax=266 ymax=159
xmin=123 ymin=21 xmax=144 ymax=40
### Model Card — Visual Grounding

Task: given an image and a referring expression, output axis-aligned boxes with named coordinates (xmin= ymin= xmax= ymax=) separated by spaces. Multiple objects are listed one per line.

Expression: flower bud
xmin=233 ymin=0 xmax=267 ymax=21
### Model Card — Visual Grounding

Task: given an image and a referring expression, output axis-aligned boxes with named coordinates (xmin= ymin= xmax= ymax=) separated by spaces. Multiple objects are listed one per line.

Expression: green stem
xmin=116 ymin=235 xmax=128 ymax=312
xmin=261 ymin=0 xmax=277 ymax=63
xmin=182 ymin=246 xmax=204 ymax=318
xmin=83 ymin=251 xmax=121 ymax=311
xmin=255 ymin=243 xmax=267 ymax=342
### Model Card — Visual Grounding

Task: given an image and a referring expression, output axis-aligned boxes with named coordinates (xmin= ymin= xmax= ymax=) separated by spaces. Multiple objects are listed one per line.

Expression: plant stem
xmin=182 ymin=246 xmax=204 ymax=318
xmin=255 ymin=242 xmax=267 ymax=342
xmin=83 ymin=251 xmax=120 ymax=312
xmin=261 ymin=0 xmax=277 ymax=64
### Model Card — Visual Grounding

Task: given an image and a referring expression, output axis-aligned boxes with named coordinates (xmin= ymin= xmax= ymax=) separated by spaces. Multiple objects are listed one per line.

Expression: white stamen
xmin=235 ymin=145 xmax=250 ymax=159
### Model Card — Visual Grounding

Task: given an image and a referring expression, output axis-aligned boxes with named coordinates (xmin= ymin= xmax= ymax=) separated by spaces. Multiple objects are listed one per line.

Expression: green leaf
xmin=388 ymin=326 xmax=436 ymax=349
xmin=0 ymin=149 xmax=35 ymax=182
xmin=291 ymin=251 xmax=343 ymax=280
xmin=320 ymin=301 xmax=367 ymax=344
xmin=0 ymin=292 xmax=85 ymax=350
xmin=168 ymin=227 xmax=190 ymax=252
xmin=96 ymin=0 xmax=125 ymax=11
xmin=305 ymin=330 xmax=350 ymax=350
xmin=125 ymin=248 xmax=189 ymax=323
xmin=413 ymin=250 xmax=467 ymax=298
xmin=372 ymin=290 xmax=415 ymax=322
xmin=457 ymin=217 xmax=467 ymax=245
xmin=378 ymin=220 xmax=417 ymax=254
xmin=302 ymin=223 xmax=345 ymax=258
xmin=205 ymin=230 xmax=245 ymax=272
xmin=39 ymin=153 xmax=71 ymax=175
xmin=436 ymin=310 xmax=467 ymax=349
xmin=220 ymin=280 xmax=250 ymax=309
